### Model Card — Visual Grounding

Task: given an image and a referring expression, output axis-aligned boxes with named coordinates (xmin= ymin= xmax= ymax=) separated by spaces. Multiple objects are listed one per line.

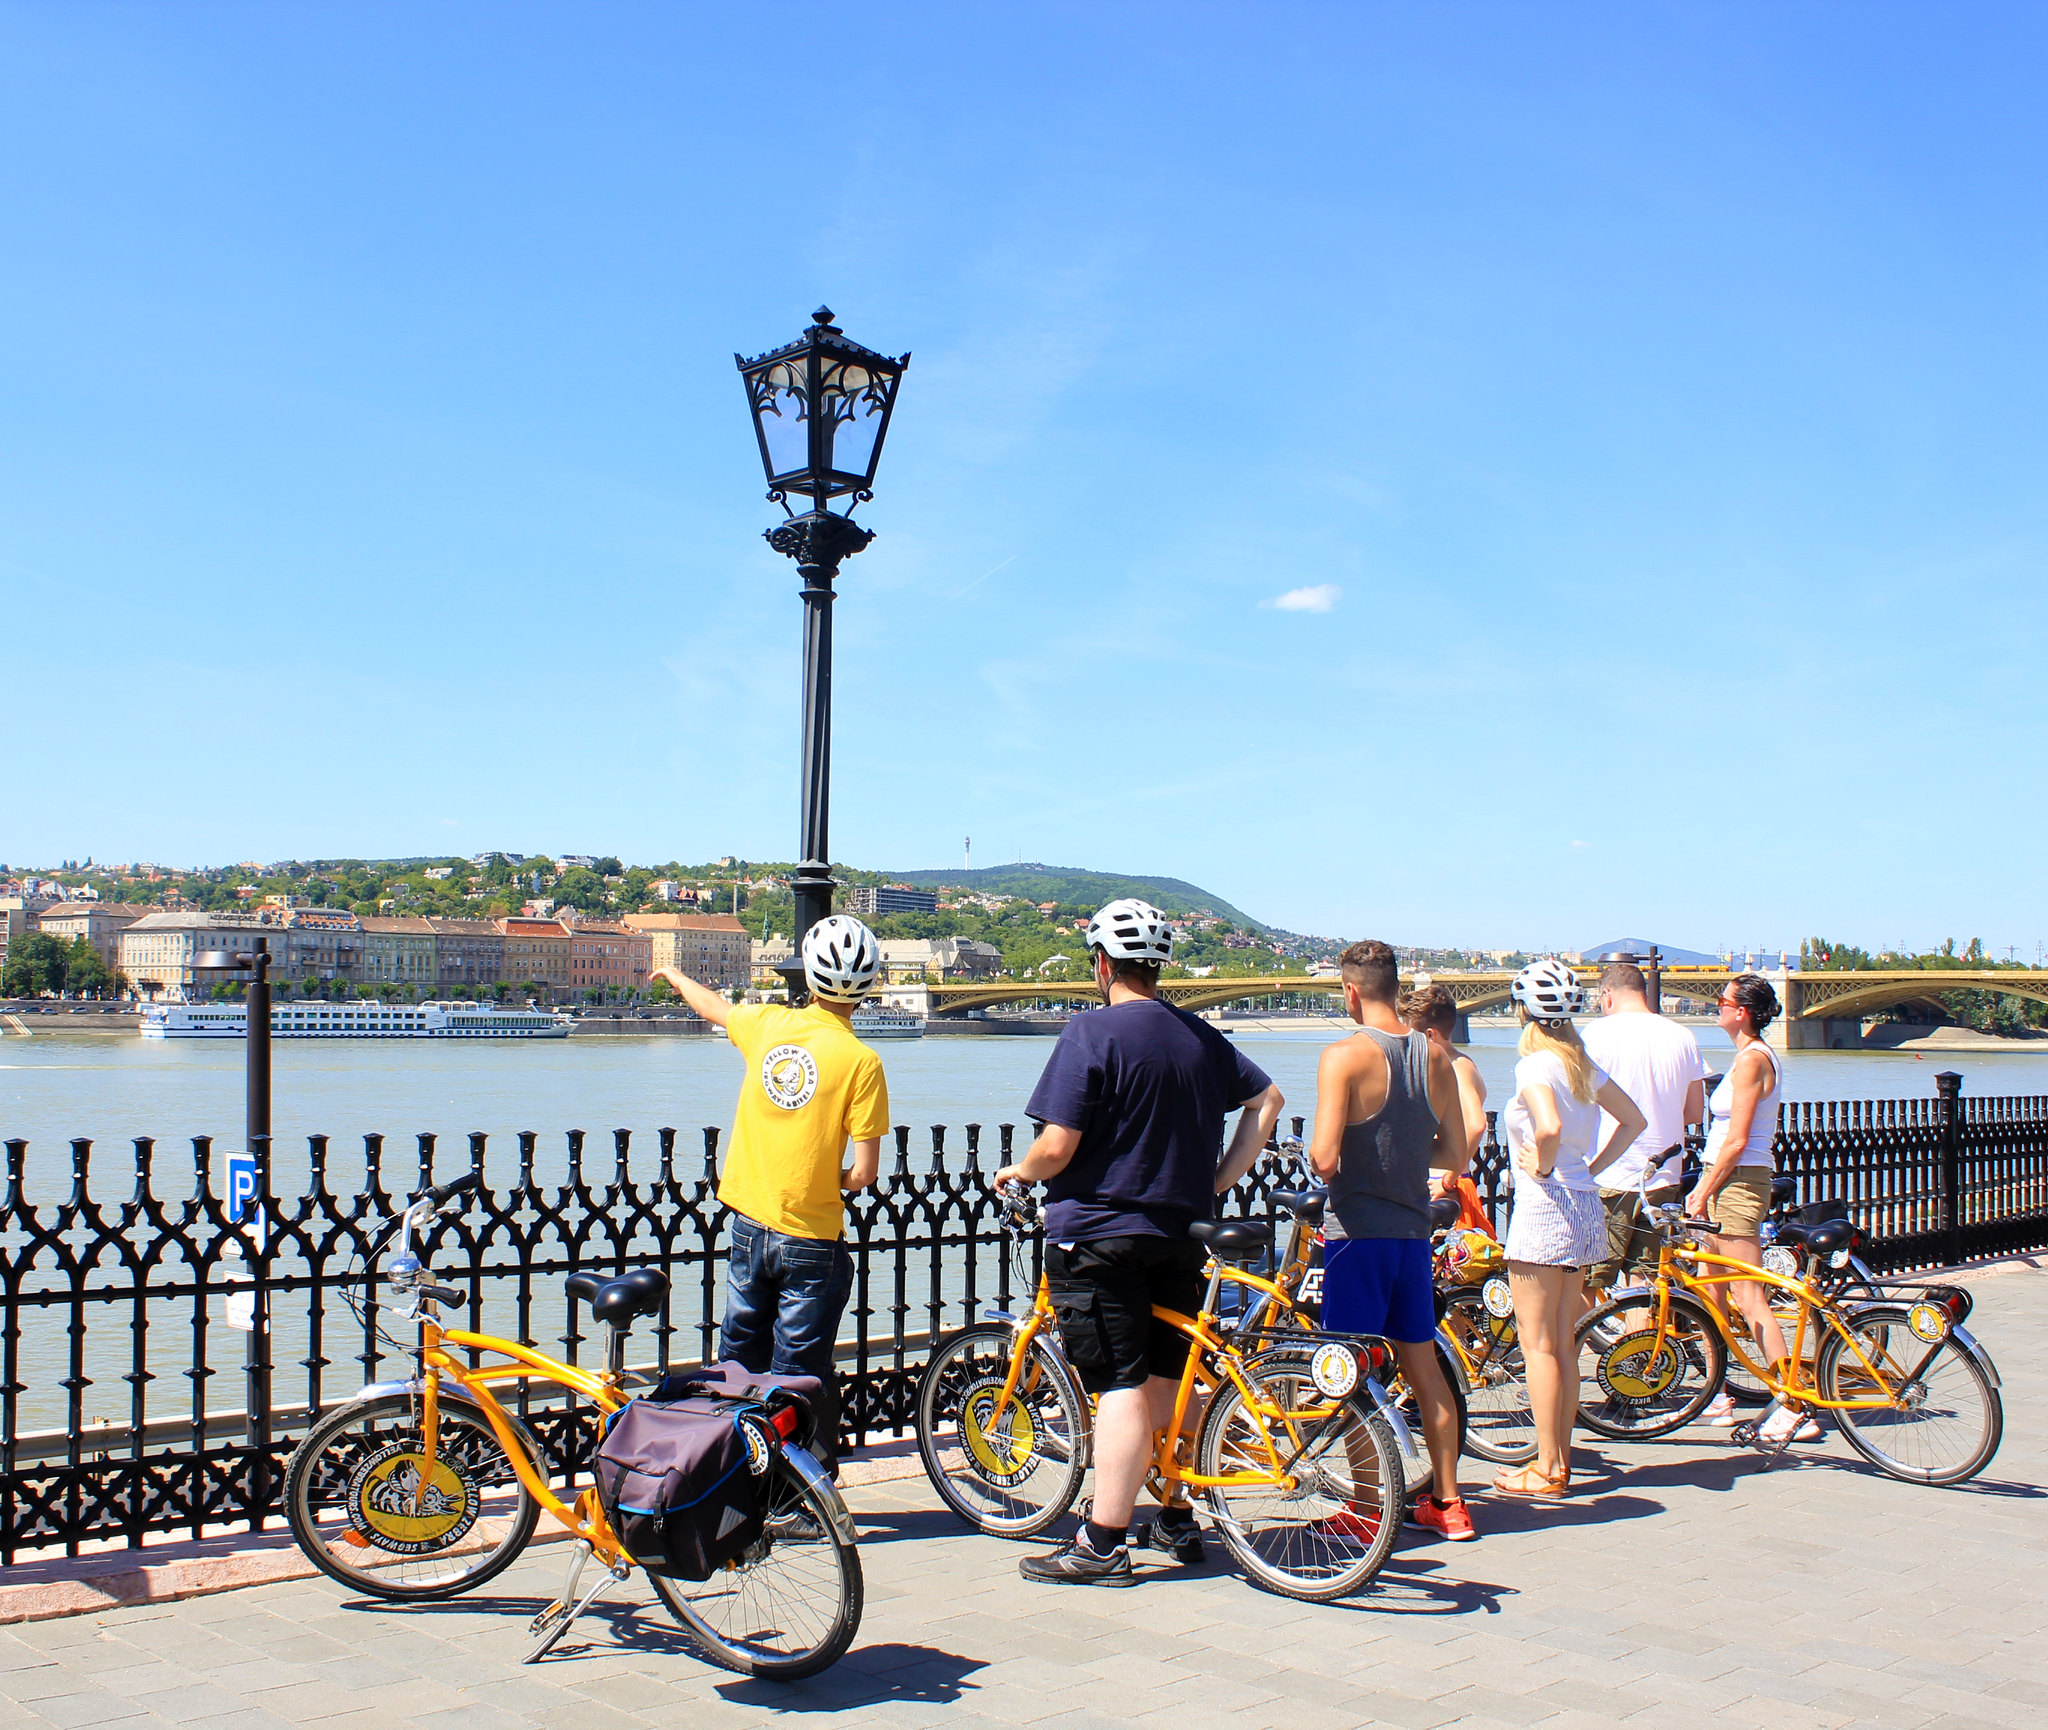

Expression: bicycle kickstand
xmin=523 ymin=1540 xmax=631 ymax=1665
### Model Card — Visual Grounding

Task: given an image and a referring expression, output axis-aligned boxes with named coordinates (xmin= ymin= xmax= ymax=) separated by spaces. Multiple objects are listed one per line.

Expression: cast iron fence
xmin=3 ymin=1072 xmax=2045 ymax=1561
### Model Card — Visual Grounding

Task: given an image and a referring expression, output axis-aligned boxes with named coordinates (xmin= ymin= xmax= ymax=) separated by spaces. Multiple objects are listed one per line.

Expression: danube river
xmin=8 ymin=1024 xmax=2048 ymax=1186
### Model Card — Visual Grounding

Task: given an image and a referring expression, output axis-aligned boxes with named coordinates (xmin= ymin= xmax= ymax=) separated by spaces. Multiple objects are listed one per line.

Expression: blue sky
xmin=4 ymin=3 xmax=2044 ymax=955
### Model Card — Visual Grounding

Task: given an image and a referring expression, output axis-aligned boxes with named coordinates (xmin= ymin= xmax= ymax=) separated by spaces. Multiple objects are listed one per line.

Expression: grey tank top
xmin=1324 ymin=1028 xmax=1439 ymax=1241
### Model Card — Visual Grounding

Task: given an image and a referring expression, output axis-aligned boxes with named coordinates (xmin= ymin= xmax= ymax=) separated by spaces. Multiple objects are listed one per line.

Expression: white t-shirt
xmin=1503 ymin=1051 xmax=1610 ymax=1193
xmin=1579 ymin=1012 xmax=1706 ymax=1194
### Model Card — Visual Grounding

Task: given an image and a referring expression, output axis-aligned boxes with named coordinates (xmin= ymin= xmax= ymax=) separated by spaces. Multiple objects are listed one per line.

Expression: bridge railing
xmin=3 ymin=1073 xmax=2044 ymax=1559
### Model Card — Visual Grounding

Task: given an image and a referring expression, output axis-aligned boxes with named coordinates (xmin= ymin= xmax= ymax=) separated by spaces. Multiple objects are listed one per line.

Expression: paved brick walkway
xmin=3 ymin=1270 xmax=2042 ymax=1730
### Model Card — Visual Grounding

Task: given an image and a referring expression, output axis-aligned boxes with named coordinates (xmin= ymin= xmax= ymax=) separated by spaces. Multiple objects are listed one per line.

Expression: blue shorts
xmin=1321 ymin=1237 xmax=1436 ymax=1345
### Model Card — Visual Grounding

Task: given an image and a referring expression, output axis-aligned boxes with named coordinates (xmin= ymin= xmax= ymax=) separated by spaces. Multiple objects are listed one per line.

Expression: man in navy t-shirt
xmin=995 ymin=898 xmax=1282 ymax=1586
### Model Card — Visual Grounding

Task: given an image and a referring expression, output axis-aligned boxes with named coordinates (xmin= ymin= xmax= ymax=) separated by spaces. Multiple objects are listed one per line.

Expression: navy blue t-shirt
xmin=1026 ymin=998 xmax=1273 ymax=1243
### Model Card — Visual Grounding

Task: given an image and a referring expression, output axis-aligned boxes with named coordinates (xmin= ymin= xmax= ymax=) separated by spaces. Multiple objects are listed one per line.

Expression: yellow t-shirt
xmin=717 ymin=1003 xmax=891 ymax=1241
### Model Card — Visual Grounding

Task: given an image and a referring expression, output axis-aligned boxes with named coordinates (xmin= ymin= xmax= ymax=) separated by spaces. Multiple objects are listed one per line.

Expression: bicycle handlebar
xmin=426 ymin=1171 xmax=481 ymax=1206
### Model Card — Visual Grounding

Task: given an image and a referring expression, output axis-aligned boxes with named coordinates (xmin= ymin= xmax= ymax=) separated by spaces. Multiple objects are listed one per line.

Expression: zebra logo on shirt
xmin=761 ymin=1043 xmax=820 ymax=1111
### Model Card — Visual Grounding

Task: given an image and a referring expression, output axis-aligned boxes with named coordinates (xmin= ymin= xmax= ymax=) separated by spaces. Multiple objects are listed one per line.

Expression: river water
xmin=6 ymin=1025 xmax=2045 ymax=1439
xmin=8 ymin=1023 xmax=2048 ymax=1189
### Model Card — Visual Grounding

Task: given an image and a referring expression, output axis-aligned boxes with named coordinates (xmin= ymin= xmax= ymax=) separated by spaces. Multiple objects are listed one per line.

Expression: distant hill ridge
xmin=886 ymin=864 xmax=1267 ymax=933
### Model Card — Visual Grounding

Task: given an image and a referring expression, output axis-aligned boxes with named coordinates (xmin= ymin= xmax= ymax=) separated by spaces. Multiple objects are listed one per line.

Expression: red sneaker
xmin=1407 ymin=1495 xmax=1477 ymax=1541
xmin=1307 ymin=1505 xmax=1383 ymax=1543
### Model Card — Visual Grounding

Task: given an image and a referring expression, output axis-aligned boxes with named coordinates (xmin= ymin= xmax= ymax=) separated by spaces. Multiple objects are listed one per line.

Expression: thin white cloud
xmin=1571 ymin=839 xmax=1591 ymax=849
xmin=1261 ymin=584 xmax=1340 ymax=613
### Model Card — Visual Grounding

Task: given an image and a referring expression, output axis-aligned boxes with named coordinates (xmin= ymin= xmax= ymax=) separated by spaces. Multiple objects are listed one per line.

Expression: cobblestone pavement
xmin=3 ymin=1270 xmax=2042 ymax=1730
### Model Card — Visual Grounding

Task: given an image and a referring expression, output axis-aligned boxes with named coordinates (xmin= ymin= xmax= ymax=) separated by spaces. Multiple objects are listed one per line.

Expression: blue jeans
xmin=720 ymin=1214 xmax=854 ymax=1472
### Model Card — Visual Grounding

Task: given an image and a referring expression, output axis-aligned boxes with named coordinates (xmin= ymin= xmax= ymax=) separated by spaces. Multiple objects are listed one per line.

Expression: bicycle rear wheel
xmin=647 ymin=1446 xmax=863 ymax=1680
xmin=1441 ymin=1287 xmax=1537 ymax=1465
xmin=284 ymin=1392 xmax=541 ymax=1600
xmin=1574 ymin=1292 xmax=1727 ymax=1440
xmin=916 ymin=1324 xmax=1089 ymax=1538
xmin=1195 ymin=1364 xmax=1401 ymax=1603
xmin=1818 ymin=1306 xmax=2003 ymax=1485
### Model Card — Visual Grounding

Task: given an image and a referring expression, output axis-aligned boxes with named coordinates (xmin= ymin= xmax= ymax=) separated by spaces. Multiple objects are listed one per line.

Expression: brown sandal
xmin=1492 ymin=1463 xmax=1570 ymax=1500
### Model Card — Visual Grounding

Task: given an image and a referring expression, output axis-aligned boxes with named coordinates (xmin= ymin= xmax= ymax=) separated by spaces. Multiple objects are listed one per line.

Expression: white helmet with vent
xmin=1511 ymin=956 xmax=1584 ymax=1022
xmin=1084 ymin=898 xmax=1174 ymax=965
xmin=801 ymin=915 xmax=880 ymax=1004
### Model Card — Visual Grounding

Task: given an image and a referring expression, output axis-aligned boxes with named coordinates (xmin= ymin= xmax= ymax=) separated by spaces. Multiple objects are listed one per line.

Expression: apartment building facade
xmin=34 ymin=904 xmax=152 ymax=977
xmin=426 ymin=918 xmax=505 ymax=991
xmin=622 ymin=913 xmax=750 ymax=990
xmin=498 ymin=918 xmax=571 ymax=997
xmin=357 ymin=916 xmax=438 ymax=988
xmin=565 ymin=922 xmax=651 ymax=997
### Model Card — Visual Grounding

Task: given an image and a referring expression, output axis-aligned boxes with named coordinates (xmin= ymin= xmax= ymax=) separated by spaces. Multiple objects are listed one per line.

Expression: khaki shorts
xmin=1709 ymin=1168 xmax=1774 ymax=1238
xmin=1590 ymin=1188 xmax=1639 ymax=1288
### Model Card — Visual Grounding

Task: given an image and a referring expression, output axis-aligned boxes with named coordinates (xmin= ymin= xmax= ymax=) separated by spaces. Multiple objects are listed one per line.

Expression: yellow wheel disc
xmin=962 ymin=1380 xmax=1037 ymax=1479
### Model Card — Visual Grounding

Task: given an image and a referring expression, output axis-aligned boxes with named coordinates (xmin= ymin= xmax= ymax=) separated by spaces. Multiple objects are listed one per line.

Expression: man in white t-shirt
xmin=1579 ymin=960 xmax=1706 ymax=1289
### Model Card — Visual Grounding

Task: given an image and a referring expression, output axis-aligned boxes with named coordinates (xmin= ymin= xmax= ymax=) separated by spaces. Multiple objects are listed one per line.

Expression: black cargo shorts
xmin=1043 ymin=1236 xmax=1207 ymax=1394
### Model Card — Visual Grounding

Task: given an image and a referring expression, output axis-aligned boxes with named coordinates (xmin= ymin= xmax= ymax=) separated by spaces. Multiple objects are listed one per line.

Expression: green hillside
xmin=884 ymin=863 xmax=1268 ymax=933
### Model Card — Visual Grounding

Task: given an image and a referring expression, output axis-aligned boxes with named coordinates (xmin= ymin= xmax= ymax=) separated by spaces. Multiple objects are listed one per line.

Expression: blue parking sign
xmin=226 ymin=1151 xmax=259 ymax=1224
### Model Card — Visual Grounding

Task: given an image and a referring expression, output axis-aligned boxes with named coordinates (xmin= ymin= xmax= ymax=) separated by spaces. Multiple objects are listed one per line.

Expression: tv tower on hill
xmin=964 ymin=836 xmax=971 ymax=871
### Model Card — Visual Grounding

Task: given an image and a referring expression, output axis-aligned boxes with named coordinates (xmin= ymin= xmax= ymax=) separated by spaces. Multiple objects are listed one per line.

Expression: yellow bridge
xmin=918 ymin=966 xmax=2048 ymax=1049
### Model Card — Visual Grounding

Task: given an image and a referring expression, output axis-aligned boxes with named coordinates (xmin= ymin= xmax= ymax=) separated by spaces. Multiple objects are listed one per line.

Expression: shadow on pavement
xmin=1356 ymin=1553 xmax=1516 ymax=1617
xmin=1466 ymin=1491 xmax=1667 ymax=1535
xmin=715 ymin=1642 xmax=989 ymax=1709
xmin=848 ymin=1505 xmax=992 ymax=1545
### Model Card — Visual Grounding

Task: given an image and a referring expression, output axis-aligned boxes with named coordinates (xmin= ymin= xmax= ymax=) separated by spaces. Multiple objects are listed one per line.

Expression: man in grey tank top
xmin=1309 ymin=940 xmax=1476 ymax=1542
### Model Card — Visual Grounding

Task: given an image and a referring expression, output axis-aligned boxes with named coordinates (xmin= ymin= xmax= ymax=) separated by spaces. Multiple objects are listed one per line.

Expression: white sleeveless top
xmin=1702 ymin=1042 xmax=1780 ymax=1169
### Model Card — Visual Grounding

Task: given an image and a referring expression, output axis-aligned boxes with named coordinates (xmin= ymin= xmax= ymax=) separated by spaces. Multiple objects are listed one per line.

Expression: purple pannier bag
xmin=594 ymin=1396 xmax=767 ymax=1580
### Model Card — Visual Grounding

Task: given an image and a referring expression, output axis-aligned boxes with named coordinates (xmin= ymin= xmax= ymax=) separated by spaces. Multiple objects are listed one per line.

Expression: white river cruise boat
xmin=139 ymin=1000 xmax=574 ymax=1039
xmin=852 ymin=1006 xmax=926 ymax=1040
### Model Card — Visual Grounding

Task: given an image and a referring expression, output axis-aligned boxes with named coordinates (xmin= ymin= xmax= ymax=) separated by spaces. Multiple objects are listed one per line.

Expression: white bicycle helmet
xmin=1511 ymin=956 xmax=1584 ymax=1022
xmin=1084 ymin=897 xmax=1174 ymax=965
xmin=801 ymin=915 xmax=881 ymax=1003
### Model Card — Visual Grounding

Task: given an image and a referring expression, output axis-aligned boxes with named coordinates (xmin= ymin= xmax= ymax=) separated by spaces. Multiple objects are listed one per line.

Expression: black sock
xmin=1083 ymin=1517 xmax=1126 ymax=1554
xmin=1155 ymin=1505 xmax=1196 ymax=1530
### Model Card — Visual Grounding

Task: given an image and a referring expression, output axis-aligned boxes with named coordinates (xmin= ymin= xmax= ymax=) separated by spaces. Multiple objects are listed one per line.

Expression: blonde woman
xmin=1496 ymin=959 xmax=1646 ymax=1498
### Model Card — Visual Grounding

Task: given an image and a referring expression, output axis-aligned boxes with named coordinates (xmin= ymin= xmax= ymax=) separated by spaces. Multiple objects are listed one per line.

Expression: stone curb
xmin=0 ymin=1441 xmax=926 ymax=1625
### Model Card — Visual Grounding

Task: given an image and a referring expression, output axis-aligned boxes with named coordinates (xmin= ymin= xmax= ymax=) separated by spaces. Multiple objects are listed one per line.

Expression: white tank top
xmin=1703 ymin=1043 xmax=1780 ymax=1169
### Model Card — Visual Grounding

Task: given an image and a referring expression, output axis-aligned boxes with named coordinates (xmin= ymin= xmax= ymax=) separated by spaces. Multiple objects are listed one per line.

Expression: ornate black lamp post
xmin=737 ymin=308 xmax=909 ymax=996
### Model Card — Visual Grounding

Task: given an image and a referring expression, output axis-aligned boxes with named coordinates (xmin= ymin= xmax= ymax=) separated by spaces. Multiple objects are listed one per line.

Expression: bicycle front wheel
xmin=1575 ymin=1292 xmax=1727 ymax=1440
xmin=1195 ymin=1365 xmax=1401 ymax=1603
xmin=284 ymin=1392 xmax=541 ymax=1600
xmin=1441 ymin=1287 xmax=1537 ymax=1465
xmin=1818 ymin=1306 xmax=2003 ymax=1486
xmin=647 ymin=1446 xmax=863 ymax=1680
xmin=916 ymin=1324 xmax=1089 ymax=1538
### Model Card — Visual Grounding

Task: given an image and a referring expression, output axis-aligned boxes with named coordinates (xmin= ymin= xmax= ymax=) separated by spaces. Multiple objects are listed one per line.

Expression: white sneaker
xmin=1759 ymin=1403 xmax=1823 ymax=1444
xmin=1701 ymin=1393 xmax=1739 ymax=1427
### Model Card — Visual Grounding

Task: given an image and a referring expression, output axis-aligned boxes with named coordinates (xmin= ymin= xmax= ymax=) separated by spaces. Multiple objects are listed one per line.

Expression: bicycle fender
xmin=352 ymin=1378 xmax=427 ymax=1402
xmin=781 ymin=1442 xmax=860 ymax=1545
xmin=1949 ymin=1324 xmax=2001 ymax=1389
xmin=1364 ymin=1377 xmax=1421 ymax=1467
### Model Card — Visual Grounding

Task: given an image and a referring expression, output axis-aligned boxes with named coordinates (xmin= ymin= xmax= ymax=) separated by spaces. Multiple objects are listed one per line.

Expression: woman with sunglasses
xmin=1692 ymin=974 xmax=1821 ymax=1443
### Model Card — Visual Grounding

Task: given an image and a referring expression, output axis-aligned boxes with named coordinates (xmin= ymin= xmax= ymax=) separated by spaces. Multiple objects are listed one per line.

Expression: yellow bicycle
xmin=916 ymin=1186 xmax=1406 ymax=1601
xmin=1574 ymin=1180 xmax=2003 ymax=1485
xmin=283 ymin=1174 xmax=862 ymax=1677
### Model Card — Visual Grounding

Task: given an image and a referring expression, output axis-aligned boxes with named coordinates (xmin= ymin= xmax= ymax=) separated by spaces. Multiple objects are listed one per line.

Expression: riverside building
xmin=622 ymin=912 xmax=749 ymax=990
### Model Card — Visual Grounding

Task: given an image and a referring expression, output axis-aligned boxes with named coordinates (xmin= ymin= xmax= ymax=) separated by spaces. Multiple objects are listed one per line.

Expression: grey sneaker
xmin=1019 ymin=1534 xmax=1135 ymax=1587
xmin=1132 ymin=1513 xmax=1204 ymax=1565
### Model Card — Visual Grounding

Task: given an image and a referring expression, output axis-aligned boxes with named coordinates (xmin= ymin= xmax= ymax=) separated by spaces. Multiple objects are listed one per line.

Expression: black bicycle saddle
xmin=1189 ymin=1218 xmax=1274 ymax=1260
xmin=1269 ymin=1188 xmax=1326 ymax=1225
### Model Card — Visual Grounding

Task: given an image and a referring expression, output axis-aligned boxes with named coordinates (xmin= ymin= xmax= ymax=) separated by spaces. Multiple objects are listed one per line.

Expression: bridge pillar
xmin=1764 ymin=971 xmax=1836 ymax=1050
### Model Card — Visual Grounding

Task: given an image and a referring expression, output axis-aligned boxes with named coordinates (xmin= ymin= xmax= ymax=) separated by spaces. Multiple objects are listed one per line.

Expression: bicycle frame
xmin=987 ymin=1253 xmax=1379 ymax=1499
xmin=1622 ymin=1237 xmax=1935 ymax=1413
xmin=385 ymin=1313 xmax=633 ymax=1563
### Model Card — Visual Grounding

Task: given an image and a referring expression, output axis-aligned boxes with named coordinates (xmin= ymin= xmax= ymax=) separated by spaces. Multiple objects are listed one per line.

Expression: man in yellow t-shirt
xmin=653 ymin=914 xmax=889 ymax=1475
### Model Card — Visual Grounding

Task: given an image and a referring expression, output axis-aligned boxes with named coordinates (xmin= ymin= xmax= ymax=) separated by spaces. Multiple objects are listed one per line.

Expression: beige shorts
xmin=1709 ymin=1168 xmax=1774 ymax=1238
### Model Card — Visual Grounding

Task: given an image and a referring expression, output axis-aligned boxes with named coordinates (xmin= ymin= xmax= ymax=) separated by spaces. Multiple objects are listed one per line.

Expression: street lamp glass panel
xmin=818 ymin=358 xmax=890 ymax=479
xmin=754 ymin=361 xmax=812 ymax=479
